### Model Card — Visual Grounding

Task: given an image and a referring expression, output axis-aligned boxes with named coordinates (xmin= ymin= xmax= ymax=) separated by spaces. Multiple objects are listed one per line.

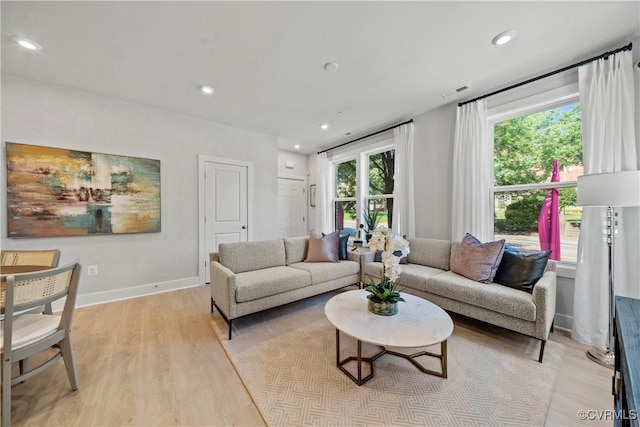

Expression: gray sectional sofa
xmin=361 ymin=237 xmax=557 ymax=362
xmin=210 ymin=236 xmax=360 ymax=339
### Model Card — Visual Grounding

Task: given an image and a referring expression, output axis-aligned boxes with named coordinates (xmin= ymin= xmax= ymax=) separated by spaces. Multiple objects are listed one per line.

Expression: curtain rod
xmin=458 ymin=42 xmax=633 ymax=107
xmin=317 ymin=119 xmax=414 ymax=155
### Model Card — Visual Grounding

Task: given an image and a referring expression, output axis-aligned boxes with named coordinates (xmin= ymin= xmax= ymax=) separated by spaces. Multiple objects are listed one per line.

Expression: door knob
xmin=241 ymin=225 xmax=247 ymax=229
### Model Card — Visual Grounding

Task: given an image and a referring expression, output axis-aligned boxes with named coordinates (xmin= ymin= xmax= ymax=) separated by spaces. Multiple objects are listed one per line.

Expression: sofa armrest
xmin=532 ymin=270 xmax=557 ymax=340
xmin=210 ymin=260 xmax=237 ymax=319
xmin=346 ymin=250 xmax=360 ymax=263
xmin=361 ymin=250 xmax=376 ymax=264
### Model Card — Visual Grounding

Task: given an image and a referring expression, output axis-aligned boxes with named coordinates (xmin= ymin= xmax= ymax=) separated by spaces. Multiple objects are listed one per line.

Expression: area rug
xmin=210 ymin=290 xmax=564 ymax=426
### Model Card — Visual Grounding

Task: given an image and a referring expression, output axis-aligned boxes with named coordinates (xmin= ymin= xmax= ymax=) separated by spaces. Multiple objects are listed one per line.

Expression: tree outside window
xmin=493 ymin=101 xmax=583 ymax=262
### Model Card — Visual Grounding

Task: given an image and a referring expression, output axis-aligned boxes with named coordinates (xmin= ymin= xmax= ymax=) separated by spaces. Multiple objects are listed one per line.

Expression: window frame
xmin=330 ymin=138 xmax=395 ymax=232
xmin=488 ymin=88 xmax=581 ymax=264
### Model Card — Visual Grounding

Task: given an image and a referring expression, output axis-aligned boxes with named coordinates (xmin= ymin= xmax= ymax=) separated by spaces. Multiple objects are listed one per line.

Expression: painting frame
xmin=5 ymin=142 xmax=161 ymax=238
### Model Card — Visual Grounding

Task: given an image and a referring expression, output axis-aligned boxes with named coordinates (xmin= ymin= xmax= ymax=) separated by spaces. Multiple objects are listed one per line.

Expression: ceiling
xmin=2 ymin=1 xmax=638 ymax=154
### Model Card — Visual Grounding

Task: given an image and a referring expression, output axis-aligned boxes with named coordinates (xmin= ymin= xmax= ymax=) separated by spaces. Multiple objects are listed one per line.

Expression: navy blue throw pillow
xmin=338 ymin=233 xmax=350 ymax=260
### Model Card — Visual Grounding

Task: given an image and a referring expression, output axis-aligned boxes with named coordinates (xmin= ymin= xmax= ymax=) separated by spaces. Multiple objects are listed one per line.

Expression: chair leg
xmin=3 ymin=355 xmax=12 ymax=427
xmin=228 ymin=319 xmax=233 ymax=340
xmin=211 ymin=297 xmax=215 ymax=313
xmin=538 ymin=340 xmax=546 ymax=363
xmin=19 ymin=358 xmax=28 ymax=384
xmin=59 ymin=336 xmax=79 ymax=391
xmin=550 ymin=319 xmax=555 ymax=333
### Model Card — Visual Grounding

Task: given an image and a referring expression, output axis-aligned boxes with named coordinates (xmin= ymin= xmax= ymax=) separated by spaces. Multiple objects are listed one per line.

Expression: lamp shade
xmin=577 ymin=171 xmax=640 ymax=207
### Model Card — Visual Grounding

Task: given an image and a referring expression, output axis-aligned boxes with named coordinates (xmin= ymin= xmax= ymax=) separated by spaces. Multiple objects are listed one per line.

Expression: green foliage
xmin=503 ymin=194 xmax=543 ymax=233
xmin=336 ymin=160 xmax=356 ymax=198
xmin=559 ymin=187 xmax=577 ymax=212
xmin=362 ymin=208 xmax=380 ymax=233
xmin=365 ymin=279 xmax=405 ymax=304
xmin=494 ymin=103 xmax=582 ymax=187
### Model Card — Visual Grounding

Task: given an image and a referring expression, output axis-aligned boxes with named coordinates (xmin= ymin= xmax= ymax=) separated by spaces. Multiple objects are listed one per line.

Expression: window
xmin=367 ymin=149 xmax=394 ymax=229
xmin=334 ymin=159 xmax=357 ymax=230
xmin=332 ymin=144 xmax=395 ymax=234
xmin=491 ymin=96 xmax=583 ymax=263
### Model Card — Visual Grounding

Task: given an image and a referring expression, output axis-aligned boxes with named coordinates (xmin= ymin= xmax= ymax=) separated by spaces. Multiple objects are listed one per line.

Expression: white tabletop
xmin=324 ymin=289 xmax=454 ymax=348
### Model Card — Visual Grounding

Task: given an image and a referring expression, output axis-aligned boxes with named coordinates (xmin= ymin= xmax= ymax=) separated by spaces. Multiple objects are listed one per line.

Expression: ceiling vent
xmin=441 ymin=83 xmax=471 ymax=99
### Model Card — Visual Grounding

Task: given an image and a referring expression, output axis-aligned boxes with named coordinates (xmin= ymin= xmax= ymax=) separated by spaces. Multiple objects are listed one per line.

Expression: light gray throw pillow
xmin=450 ymin=233 xmax=505 ymax=283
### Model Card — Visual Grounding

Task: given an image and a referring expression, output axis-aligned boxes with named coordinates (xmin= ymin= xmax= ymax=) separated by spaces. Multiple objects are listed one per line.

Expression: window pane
xmin=336 ymin=160 xmax=356 ymax=198
xmin=369 ymin=150 xmax=394 ymax=195
xmin=367 ymin=198 xmax=392 ymax=229
xmin=335 ymin=201 xmax=357 ymax=231
xmin=494 ymin=103 xmax=582 ymax=186
xmin=494 ymin=188 xmax=581 ymax=262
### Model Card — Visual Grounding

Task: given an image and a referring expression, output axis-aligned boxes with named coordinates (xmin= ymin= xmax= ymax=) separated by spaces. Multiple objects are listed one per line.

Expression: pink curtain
xmin=538 ymin=159 xmax=561 ymax=260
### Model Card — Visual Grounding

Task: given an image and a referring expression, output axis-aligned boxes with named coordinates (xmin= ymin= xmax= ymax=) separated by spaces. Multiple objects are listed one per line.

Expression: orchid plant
xmin=364 ymin=226 xmax=410 ymax=304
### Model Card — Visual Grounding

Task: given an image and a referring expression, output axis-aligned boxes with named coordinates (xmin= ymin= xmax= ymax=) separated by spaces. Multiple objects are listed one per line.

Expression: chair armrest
xmin=210 ymin=261 xmax=237 ymax=319
xmin=532 ymin=270 xmax=557 ymax=340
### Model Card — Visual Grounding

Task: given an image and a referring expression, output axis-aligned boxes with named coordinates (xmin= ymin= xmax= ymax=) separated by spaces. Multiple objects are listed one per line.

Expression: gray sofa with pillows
xmin=361 ymin=235 xmax=557 ymax=362
xmin=210 ymin=234 xmax=360 ymax=339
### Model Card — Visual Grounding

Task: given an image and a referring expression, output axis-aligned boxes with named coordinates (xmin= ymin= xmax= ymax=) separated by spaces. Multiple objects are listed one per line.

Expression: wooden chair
xmin=1 ymin=250 xmax=61 ymax=315
xmin=1 ymin=260 xmax=81 ymax=427
xmin=1 ymin=249 xmax=61 ymax=269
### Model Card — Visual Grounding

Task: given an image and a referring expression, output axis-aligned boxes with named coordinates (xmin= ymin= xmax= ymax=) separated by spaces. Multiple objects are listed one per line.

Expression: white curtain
xmin=392 ymin=123 xmax=416 ymax=238
xmin=451 ymin=99 xmax=492 ymax=242
xmin=314 ymin=152 xmax=332 ymax=234
xmin=573 ymin=50 xmax=640 ymax=348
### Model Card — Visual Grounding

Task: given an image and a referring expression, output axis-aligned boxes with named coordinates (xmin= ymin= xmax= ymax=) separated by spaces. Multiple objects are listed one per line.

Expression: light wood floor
xmin=8 ymin=285 xmax=613 ymax=426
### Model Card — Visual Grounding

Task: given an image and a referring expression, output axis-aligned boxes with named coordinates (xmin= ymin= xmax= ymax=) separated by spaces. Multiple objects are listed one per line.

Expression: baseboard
xmin=52 ymin=277 xmax=202 ymax=311
xmin=553 ymin=313 xmax=573 ymax=331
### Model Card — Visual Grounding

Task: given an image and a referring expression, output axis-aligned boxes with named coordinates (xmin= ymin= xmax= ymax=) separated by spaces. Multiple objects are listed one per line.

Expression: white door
xmin=277 ymin=177 xmax=306 ymax=237
xmin=205 ymin=161 xmax=248 ymax=282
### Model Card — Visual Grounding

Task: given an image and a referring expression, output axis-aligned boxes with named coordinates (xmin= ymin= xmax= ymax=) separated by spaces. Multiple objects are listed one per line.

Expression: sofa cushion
xmin=425 ymin=271 xmax=536 ymax=321
xmin=284 ymin=236 xmax=309 ymax=265
xmin=450 ymin=233 xmax=505 ymax=283
xmin=373 ymin=250 xmax=408 ymax=264
xmin=363 ymin=262 xmax=444 ymax=293
xmin=235 ymin=266 xmax=311 ymax=303
xmin=407 ymin=238 xmax=452 ymax=270
xmin=305 ymin=231 xmax=339 ymax=262
xmin=219 ymin=239 xmax=286 ymax=274
xmin=494 ymin=245 xmax=551 ymax=293
xmin=289 ymin=260 xmax=359 ymax=285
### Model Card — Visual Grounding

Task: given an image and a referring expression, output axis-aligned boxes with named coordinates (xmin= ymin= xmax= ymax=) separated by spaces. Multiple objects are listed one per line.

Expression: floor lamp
xmin=577 ymin=170 xmax=640 ymax=368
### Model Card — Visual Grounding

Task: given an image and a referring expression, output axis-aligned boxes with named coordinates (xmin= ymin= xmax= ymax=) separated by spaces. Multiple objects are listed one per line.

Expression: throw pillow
xmin=450 ymin=233 xmax=506 ymax=283
xmin=306 ymin=230 xmax=340 ymax=262
xmin=494 ymin=245 xmax=551 ymax=293
xmin=338 ymin=233 xmax=350 ymax=260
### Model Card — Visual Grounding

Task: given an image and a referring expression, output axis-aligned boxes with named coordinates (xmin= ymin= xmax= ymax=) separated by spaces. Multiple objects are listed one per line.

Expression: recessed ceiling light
xmin=294 ymin=144 xmax=300 ymax=150
xmin=492 ymin=30 xmax=517 ymax=46
xmin=323 ymin=62 xmax=339 ymax=72
xmin=14 ymin=37 xmax=41 ymax=50
xmin=320 ymin=123 xmax=329 ymax=130
xmin=199 ymin=85 xmax=215 ymax=95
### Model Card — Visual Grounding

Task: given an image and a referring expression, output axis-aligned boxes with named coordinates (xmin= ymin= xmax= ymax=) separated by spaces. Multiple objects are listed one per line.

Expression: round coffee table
xmin=324 ymin=289 xmax=454 ymax=385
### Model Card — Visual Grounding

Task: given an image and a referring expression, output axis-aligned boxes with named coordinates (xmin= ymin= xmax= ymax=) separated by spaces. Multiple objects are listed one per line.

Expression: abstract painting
xmin=5 ymin=142 xmax=161 ymax=238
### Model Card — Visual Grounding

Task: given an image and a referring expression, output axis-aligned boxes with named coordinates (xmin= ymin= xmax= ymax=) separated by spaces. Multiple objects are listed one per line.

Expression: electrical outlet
xmin=87 ymin=265 xmax=98 ymax=276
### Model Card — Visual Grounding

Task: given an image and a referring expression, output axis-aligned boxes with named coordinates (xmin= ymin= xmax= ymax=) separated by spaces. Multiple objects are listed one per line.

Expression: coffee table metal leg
xmin=334 ymin=329 xmax=381 ymax=386
xmin=383 ymin=339 xmax=448 ymax=378
xmin=334 ymin=329 xmax=448 ymax=384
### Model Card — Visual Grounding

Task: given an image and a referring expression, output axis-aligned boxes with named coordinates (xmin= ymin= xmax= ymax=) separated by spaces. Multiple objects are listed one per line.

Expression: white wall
xmin=413 ymin=104 xmax=456 ymax=240
xmin=277 ymin=150 xmax=309 ymax=177
xmin=1 ymin=74 xmax=278 ymax=305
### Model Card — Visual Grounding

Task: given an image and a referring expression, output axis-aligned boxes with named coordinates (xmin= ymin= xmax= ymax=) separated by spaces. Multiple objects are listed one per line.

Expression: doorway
xmin=277 ymin=175 xmax=307 ymax=238
xmin=199 ymin=156 xmax=252 ymax=283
